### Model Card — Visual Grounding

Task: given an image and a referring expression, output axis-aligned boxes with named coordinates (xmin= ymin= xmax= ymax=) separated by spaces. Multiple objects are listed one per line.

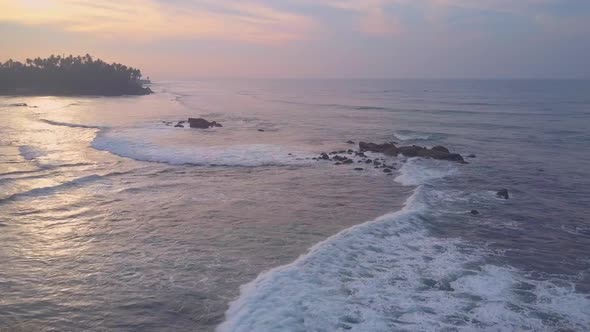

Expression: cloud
xmin=316 ymin=0 xmax=402 ymax=36
xmin=0 ymin=0 xmax=314 ymax=44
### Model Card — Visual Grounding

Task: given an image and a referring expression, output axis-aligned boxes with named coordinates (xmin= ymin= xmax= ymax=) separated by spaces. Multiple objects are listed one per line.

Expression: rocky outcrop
xmin=431 ymin=146 xmax=450 ymax=154
xmin=496 ymin=189 xmax=509 ymax=199
xmin=359 ymin=141 xmax=464 ymax=162
xmin=188 ymin=118 xmax=223 ymax=129
xmin=359 ymin=142 xmax=399 ymax=156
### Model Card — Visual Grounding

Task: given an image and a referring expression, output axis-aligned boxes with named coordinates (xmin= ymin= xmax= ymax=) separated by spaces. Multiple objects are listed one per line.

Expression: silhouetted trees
xmin=0 ymin=54 xmax=152 ymax=96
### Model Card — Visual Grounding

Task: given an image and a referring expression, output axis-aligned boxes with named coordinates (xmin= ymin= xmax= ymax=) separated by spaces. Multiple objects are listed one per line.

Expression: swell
xmin=39 ymin=119 xmax=104 ymax=129
xmin=0 ymin=171 xmax=128 ymax=205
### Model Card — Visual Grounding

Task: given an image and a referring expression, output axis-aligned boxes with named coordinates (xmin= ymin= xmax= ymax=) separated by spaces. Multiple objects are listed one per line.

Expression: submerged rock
xmin=354 ymin=168 xmax=363 ymax=171
xmin=343 ymin=159 xmax=354 ymax=164
xmin=496 ymin=189 xmax=509 ymax=199
xmin=320 ymin=153 xmax=330 ymax=160
xmin=346 ymin=140 xmax=355 ymax=145
xmin=174 ymin=123 xmax=184 ymax=128
xmin=470 ymin=210 xmax=480 ymax=215
xmin=188 ymin=118 xmax=223 ymax=129
xmin=383 ymin=168 xmax=392 ymax=173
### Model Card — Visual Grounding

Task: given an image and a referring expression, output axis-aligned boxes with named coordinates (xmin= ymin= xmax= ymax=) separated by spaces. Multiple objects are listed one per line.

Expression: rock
xmin=174 ymin=123 xmax=184 ymax=128
xmin=334 ymin=162 xmax=342 ymax=165
xmin=359 ymin=141 xmax=399 ymax=156
xmin=467 ymin=154 xmax=476 ymax=158
xmin=355 ymin=152 xmax=366 ymax=157
xmin=496 ymin=189 xmax=509 ymax=199
xmin=431 ymin=146 xmax=450 ymax=154
xmin=9 ymin=103 xmax=27 ymax=107
xmin=357 ymin=160 xmax=362 ymax=163
xmin=258 ymin=129 xmax=265 ymax=132
xmin=346 ymin=140 xmax=355 ymax=145
xmin=188 ymin=118 xmax=222 ymax=129
xmin=320 ymin=153 xmax=330 ymax=160
xmin=360 ymin=141 xmax=464 ymax=162
xmin=373 ymin=160 xmax=382 ymax=166
xmin=365 ymin=159 xmax=372 ymax=163
xmin=333 ymin=155 xmax=348 ymax=162
xmin=398 ymin=145 xmax=423 ymax=157
xmin=312 ymin=158 xmax=318 ymax=160
xmin=288 ymin=153 xmax=292 ymax=156
xmin=354 ymin=168 xmax=363 ymax=171
xmin=415 ymin=147 xmax=465 ymax=162
xmin=383 ymin=168 xmax=392 ymax=173
xmin=343 ymin=159 xmax=354 ymax=164
xmin=470 ymin=210 xmax=480 ymax=215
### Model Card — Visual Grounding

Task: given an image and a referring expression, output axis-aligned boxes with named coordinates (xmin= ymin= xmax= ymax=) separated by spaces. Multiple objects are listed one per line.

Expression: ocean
xmin=1 ymin=79 xmax=589 ymax=331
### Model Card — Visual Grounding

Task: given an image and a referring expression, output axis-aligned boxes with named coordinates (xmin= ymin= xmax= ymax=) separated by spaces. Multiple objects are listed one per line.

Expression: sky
xmin=0 ymin=0 xmax=589 ymax=79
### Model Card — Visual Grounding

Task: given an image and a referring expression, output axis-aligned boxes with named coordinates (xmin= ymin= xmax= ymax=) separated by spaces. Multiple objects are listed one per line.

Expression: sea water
xmin=1 ymin=79 xmax=589 ymax=331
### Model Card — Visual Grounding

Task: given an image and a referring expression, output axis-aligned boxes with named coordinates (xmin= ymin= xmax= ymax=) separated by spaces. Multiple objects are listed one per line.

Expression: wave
xmin=392 ymin=129 xmax=445 ymax=142
xmin=217 ymin=158 xmax=590 ymax=331
xmin=39 ymin=119 xmax=104 ymax=129
xmin=269 ymin=99 xmax=392 ymax=112
xmin=0 ymin=172 xmax=127 ymax=204
xmin=92 ymin=129 xmax=311 ymax=167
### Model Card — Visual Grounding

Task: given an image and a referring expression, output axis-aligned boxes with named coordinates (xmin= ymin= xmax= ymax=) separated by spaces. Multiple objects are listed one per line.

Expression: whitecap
xmin=92 ymin=129 xmax=311 ymax=167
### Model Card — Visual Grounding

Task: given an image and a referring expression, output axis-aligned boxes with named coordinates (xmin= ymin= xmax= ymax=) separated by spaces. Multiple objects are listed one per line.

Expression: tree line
xmin=0 ymin=54 xmax=152 ymax=96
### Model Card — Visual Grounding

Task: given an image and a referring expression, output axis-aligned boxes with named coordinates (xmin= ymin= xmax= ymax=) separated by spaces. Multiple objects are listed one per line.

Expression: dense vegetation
xmin=0 ymin=54 xmax=152 ymax=96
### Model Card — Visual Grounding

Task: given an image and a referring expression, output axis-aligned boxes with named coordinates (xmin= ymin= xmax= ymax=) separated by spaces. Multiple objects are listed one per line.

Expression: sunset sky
xmin=1 ymin=0 xmax=589 ymax=79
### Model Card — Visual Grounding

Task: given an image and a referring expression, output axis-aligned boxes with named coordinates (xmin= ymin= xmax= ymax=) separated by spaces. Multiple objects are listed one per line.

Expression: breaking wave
xmin=91 ymin=128 xmax=311 ymax=167
xmin=217 ymin=157 xmax=590 ymax=332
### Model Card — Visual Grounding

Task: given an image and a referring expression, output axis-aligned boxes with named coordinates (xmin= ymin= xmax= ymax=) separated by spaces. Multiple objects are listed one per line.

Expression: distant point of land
xmin=0 ymin=54 xmax=152 ymax=96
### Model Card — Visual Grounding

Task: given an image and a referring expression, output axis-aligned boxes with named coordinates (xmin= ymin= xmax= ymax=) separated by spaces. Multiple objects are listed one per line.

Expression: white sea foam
xmin=395 ymin=157 xmax=458 ymax=186
xmin=393 ymin=130 xmax=432 ymax=141
xmin=92 ymin=128 xmax=311 ymax=167
xmin=218 ymin=157 xmax=590 ymax=332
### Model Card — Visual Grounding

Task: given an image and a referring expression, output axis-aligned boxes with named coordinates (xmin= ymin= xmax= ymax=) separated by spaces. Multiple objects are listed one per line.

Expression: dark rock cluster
xmin=163 ymin=118 xmax=223 ymax=129
xmin=359 ymin=141 xmax=465 ymax=163
xmin=188 ymin=118 xmax=223 ymax=129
